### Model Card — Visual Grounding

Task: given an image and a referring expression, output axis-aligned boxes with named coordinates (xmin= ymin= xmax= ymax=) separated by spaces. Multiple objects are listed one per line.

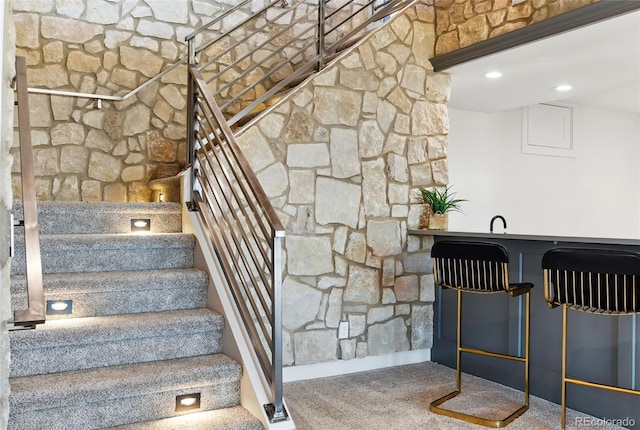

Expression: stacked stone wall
xmin=10 ymin=0 xmax=367 ymax=202
xmin=434 ymin=0 xmax=598 ymax=55
xmin=11 ymin=0 xmax=200 ymax=202
xmin=237 ymin=4 xmax=446 ymax=365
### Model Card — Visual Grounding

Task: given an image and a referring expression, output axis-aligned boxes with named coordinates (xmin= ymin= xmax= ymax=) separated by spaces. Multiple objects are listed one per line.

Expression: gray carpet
xmin=284 ymin=361 xmax=627 ymax=430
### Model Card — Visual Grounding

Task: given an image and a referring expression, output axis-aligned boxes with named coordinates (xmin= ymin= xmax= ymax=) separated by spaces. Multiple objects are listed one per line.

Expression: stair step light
xmin=175 ymin=393 xmax=201 ymax=412
xmin=46 ymin=299 xmax=73 ymax=315
xmin=130 ymin=218 xmax=151 ymax=232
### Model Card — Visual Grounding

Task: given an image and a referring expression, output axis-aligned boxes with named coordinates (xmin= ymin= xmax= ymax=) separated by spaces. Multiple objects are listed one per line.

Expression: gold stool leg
xmin=456 ymin=289 xmax=462 ymax=391
xmin=429 ymin=289 xmax=530 ymax=428
xmin=561 ymin=306 xmax=568 ymax=430
xmin=524 ymin=291 xmax=530 ymax=407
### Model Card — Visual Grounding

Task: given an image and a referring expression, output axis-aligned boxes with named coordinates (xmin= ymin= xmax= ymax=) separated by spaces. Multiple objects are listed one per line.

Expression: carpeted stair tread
xmin=10 ymin=268 xmax=207 ymax=294
xmin=12 ymin=200 xmax=182 ymax=234
xmin=9 ymin=309 xmax=225 ymax=377
xmin=107 ymin=406 xmax=264 ymax=430
xmin=10 ymin=308 xmax=223 ymax=348
xmin=19 ymin=232 xmax=195 ymax=250
xmin=10 ymin=268 xmax=208 ymax=319
xmin=11 ymin=233 xmax=196 ymax=275
xmin=8 ymin=355 xmax=243 ymax=430
xmin=9 ymin=354 xmax=241 ymax=409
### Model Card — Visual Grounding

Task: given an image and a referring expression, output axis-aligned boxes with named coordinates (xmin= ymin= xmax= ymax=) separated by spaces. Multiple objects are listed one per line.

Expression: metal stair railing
xmin=26 ymin=57 xmax=187 ymax=107
xmin=11 ymin=53 xmax=188 ymax=328
xmin=11 ymin=56 xmax=45 ymax=329
xmin=187 ymin=65 xmax=287 ymax=422
xmin=186 ymin=0 xmax=416 ymax=130
xmin=184 ymin=0 xmax=416 ymax=421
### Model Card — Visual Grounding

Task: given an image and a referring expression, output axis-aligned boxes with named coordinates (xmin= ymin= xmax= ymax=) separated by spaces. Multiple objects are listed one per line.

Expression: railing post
xmin=186 ymin=40 xmax=199 ymax=211
xmin=316 ymin=0 xmax=326 ymax=71
xmin=266 ymin=232 xmax=288 ymax=422
xmin=187 ymin=39 xmax=196 ymax=166
xmin=13 ymin=56 xmax=45 ymax=328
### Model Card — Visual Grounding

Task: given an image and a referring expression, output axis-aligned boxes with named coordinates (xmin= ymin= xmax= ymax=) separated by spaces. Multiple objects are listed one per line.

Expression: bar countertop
xmin=407 ymin=229 xmax=640 ymax=247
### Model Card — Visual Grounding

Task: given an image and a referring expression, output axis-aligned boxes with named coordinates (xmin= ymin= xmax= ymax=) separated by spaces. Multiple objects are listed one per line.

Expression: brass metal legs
xmin=429 ymin=290 xmax=530 ymax=428
xmin=561 ymin=306 xmax=567 ymax=429
xmin=560 ymin=307 xmax=640 ymax=430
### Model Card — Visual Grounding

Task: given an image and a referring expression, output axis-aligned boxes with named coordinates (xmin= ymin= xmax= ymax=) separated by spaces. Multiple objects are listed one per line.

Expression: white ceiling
xmin=444 ymin=10 xmax=640 ymax=114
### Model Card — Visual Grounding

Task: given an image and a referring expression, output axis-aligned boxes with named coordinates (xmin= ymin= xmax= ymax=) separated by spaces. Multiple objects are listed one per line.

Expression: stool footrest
xmin=565 ymin=377 xmax=640 ymax=396
xmin=430 ymin=389 xmax=529 ymax=428
xmin=460 ymin=346 xmax=527 ymax=363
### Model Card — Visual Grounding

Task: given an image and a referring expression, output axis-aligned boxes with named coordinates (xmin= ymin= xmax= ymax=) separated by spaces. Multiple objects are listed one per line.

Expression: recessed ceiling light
xmin=484 ymin=71 xmax=503 ymax=79
xmin=555 ymin=84 xmax=573 ymax=92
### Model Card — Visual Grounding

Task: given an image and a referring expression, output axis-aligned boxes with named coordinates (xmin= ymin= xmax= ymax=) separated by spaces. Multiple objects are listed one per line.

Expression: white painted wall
xmin=447 ymin=105 xmax=640 ymax=239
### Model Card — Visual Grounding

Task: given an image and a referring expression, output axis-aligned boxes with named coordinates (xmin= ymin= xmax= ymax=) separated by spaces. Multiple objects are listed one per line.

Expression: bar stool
xmin=542 ymin=247 xmax=640 ymax=429
xmin=429 ymin=240 xmax=533 ymax=428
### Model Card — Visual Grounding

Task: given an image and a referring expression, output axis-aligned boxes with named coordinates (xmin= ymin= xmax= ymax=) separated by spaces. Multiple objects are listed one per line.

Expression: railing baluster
xmin=317 ymin=0 xmax=326 ymax=71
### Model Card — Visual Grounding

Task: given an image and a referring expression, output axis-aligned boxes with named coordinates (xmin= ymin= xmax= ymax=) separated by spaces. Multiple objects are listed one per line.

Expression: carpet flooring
xmin=284 ymin=361 xmax=627 ymax=430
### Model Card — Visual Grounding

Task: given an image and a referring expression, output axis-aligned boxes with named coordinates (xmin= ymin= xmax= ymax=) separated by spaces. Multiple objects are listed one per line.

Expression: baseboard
xmin=283 ymin=349 xmax=432 ymax=382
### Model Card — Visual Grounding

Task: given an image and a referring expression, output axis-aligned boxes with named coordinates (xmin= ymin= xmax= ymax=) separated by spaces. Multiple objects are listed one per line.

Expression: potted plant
xmin=418 ymin=186 xmax=466 ymax=230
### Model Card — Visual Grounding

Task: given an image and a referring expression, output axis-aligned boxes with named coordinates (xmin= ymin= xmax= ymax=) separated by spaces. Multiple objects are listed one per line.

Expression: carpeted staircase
xmin=8 ymin=201 xmax=264 ymax=430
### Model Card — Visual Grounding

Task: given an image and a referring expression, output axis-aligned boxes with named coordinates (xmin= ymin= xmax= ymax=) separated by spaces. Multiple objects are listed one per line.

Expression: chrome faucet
xmin=490 ymin=215 xmax=507 ymax=233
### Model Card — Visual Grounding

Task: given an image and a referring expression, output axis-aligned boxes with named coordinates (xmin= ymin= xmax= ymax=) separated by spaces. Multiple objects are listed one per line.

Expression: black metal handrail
xmin=12 ymin=57 xmax=45 ymax=328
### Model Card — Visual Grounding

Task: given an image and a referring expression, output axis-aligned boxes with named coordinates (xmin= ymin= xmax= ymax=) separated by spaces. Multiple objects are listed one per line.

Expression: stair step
xmin=9 ymin=309 xmax=224 ymax=377
xmin=9 ymin=354 xmax=242 ymax=430
xmin=12 ymin=200 xmax=182 ymax=234
xmin=10 ymin=268 xmax=208 ymax=320
xmin=107 ymin=406 xmax=264 ymax=430
xmin=11 ymin=233 xmax=195 ymax=275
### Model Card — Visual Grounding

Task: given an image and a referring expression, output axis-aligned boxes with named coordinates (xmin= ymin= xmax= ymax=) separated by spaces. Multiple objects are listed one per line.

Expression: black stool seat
xmin=543 ymin=247 xmax=640 ymax=314
xmin=433 ymin=240 xmax=533 ymax=296
xmin=430 ymin=240 xmax=533 ymax=428
xmin=542 ymin=247 xmax=640 ymax=429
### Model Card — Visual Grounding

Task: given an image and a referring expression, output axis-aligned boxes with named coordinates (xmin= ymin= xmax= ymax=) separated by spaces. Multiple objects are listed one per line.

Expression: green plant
xmin=419 ymin=186 xmax=466 ymax=214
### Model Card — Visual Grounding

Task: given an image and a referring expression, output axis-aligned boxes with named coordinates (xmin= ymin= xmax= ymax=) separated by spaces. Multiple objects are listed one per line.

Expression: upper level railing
xmin=12 ymin=56 xmax=45 ymax=329
xmin=185 ymin=0 xmax=415 ymax=130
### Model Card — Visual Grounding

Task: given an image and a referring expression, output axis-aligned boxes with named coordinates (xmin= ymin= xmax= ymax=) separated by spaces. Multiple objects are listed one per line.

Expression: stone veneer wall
xmin=1 ymin=2 xmax=15 ymax=429
xmin=434 ymin=0 xmax=598 ymax=55
xmin=11 ymin=0 xmax=199 ymax=202
xmin=10 ymin=0 xmax=366 ymax=202
xmin=236 ymin=4 xmax=447 ymax=365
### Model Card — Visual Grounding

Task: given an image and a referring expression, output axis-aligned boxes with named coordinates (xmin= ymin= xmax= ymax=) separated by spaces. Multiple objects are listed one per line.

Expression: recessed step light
xmin=176 ymin=393 xmax=201 ymax=412
xmin=130 ymin=219 xmax=151 ymax=232
xmin=46 ymin=299 xmax=73 ymax=315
